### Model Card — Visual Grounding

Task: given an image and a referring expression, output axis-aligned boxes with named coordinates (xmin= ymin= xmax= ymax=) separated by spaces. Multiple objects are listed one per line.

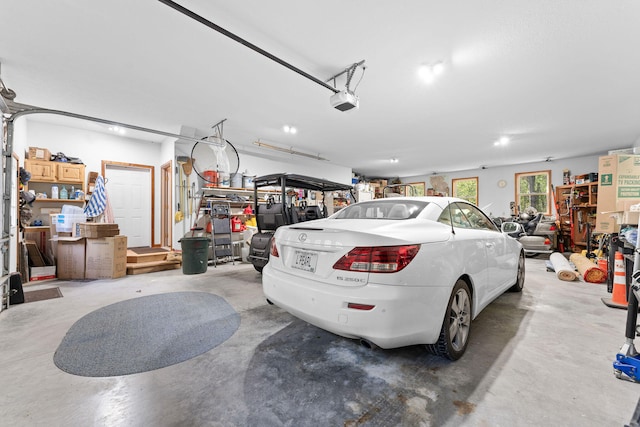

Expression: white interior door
xmin=105 ymin=165 xmax=152 ymax=248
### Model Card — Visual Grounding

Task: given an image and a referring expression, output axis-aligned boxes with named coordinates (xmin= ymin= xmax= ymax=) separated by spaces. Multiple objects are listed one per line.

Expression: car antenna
xmin=447 ymin=201 xmax=455 ymax=235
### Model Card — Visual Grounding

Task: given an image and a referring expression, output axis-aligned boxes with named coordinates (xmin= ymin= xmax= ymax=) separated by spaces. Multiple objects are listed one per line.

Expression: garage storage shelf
xmin=199 ymin=186 xmax=276 ymax=217
xmin=24 ymin=160 xmax=86 ymax=226
xmin=556 ymin=182 xmax=598 ymax=251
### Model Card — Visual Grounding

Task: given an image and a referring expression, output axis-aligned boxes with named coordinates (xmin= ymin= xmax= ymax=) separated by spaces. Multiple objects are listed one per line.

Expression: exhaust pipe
xmin=359 ymin=338 xmax=375 ymax=349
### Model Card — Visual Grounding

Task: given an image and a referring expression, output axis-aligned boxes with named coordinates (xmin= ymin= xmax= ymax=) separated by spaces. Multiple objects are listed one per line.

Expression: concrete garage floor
xmin=1 ymin=257 xmax=639 ymax=426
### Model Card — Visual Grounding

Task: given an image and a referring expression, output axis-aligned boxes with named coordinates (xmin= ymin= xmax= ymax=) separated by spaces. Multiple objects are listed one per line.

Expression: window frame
xmin=515 ymin=170 xmax=552 ymax=215
xmin=452 ymin=176 xmax=479 ymax=205
xmin=438 ymin=202 xmax=498 ymax=232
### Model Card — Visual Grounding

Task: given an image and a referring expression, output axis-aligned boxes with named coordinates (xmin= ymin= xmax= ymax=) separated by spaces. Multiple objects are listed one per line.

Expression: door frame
xmin=160 ymin=160 xmax=172 ymax=249
xmin=102 ymin=160 xmax=156 ymax=247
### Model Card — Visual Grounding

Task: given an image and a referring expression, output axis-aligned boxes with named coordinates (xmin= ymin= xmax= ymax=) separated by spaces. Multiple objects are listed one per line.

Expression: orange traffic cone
xmin=602 ymin=252 xmax=628 ymax=309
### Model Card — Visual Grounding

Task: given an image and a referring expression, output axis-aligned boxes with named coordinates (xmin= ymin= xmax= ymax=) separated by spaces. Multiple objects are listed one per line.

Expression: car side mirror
xmin=501 ymin=222 xmax=523 ymax=234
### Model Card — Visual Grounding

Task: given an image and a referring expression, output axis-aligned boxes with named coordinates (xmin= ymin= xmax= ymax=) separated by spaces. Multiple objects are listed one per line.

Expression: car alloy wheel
xmin=428 ymin=280 xmax=471 ymax=360
xmin=509 ymin=251 xmax=525 ymax=292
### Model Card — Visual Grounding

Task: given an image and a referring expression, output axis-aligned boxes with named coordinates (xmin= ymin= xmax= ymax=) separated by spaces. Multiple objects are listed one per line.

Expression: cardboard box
xmin=622 ymin=211 xmax=640 ymax=226
xmin=596 ymin=154 xmax=640 ymax=232
xmin=85 ymin=236 xmax=127 ymax=279
xmin=73 ymin=223 xmax=120 ymax=238
xmin=56 ymin=237 xmax=86 ymax=280
xmin=30 ymin=266 xmax=56 ymax=281
xmin=27 ymin=146 xmax=51 ymax=161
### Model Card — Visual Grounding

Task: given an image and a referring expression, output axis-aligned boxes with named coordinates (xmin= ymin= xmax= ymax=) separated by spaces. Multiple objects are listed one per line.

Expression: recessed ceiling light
xmin=418 ymin=61 xmax=445 ymax=84
xmin=432 ymin=61 xmax=445 ymax=75
xmin=390 ymin=158 xmax=399 ymax=163
xmin=108 ymin=126 xmax=125 ymax=135
xmin=494 ymin=136 xmax=509 ymax=146
xmin=283 ymin=125 xmax=297 ymax=134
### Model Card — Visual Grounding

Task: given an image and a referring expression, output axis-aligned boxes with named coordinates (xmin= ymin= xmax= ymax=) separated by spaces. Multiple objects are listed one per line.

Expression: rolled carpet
xmin=550 ymin=252 xmax=578 ymax=281
xmin=569 ymin=253 xmax=606 ymax=283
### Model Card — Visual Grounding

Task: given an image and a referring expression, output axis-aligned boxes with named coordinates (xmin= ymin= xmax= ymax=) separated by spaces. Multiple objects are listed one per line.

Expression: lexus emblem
xmin=298 ymin=233 xmax=307 ymax=242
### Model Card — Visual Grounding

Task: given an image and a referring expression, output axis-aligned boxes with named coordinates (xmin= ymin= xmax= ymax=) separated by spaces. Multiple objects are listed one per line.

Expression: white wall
xmin=16 ymin=118 xmax=168 ymax=246
xmin=402 ymin=154 xmax=601 ymax=218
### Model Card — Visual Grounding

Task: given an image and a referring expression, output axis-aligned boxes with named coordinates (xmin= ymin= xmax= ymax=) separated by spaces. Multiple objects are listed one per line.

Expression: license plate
xmin=291 ymin=250 xmax=318 ymax=273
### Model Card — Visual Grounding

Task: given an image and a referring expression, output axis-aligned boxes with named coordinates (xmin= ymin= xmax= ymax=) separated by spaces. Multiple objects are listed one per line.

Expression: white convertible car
xmin=262 ymin=197 xmax=525 ymax=360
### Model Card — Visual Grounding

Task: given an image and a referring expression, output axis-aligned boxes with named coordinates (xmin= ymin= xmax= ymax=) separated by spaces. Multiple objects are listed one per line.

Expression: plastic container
xmin=231 ymin=173 xmax=243 ymax=188
xmin=243 ymin=175 xmax=255 ymax=189
xmin=203 ymin=170 xmax=218 ymax=187
xmin=179 ymin=236 xmax=210 ymax=274
xmin=231 ymin=216 xmax=242 ymax=232
xmin=219 ymin=173 xmax=230 ymax=187
xmin=597 ymin=258 xmax=608 ymax=272
xmin=51 ymin=185 xmax=59 ymax=199
xmin=59 ymin=186 xmax=68 ymax=200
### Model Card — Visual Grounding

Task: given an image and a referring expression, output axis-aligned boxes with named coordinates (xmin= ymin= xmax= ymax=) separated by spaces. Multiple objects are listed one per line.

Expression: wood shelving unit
xmin=555 ymin=182 xmax=598 ymax=251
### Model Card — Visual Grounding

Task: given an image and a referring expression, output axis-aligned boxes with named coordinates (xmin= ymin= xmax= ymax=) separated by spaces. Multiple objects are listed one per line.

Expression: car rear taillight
xmin=270 ymin=238 xmax=279 ymax=257
xmin=549 ymin=224 xmax=557 ymax=231
xmin=544 ymin=238 xmax=551 ymax=245
xmin=333 ymin=245 xmax=420 ymax=273
xmin=347 ymin=303 xmax=375 ymax=311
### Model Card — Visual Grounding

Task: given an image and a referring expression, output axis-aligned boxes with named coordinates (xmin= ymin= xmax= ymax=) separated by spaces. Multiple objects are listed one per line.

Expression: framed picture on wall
xmin=405 ymin=182 xmax=425 ymax=196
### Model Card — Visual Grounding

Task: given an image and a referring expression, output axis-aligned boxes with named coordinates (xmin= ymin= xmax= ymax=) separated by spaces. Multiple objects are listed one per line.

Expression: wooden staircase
xmin=126 ymin=247 xmax=181 ymax=275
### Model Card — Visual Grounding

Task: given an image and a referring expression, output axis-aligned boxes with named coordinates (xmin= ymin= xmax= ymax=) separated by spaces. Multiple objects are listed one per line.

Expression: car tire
xmin=427 ymin=279 xmax=471 ymax=361
xmin=508 ymin=251 xmax=525 ymax=292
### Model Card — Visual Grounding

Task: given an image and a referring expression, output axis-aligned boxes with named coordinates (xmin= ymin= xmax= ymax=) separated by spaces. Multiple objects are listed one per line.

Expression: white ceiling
xmin=3 ymin=1 xmax=640 ymax=177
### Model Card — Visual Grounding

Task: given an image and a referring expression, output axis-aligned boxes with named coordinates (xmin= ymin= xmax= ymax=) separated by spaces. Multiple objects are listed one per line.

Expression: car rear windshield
xmin=334 ymin=200 xmax=429 ymax=220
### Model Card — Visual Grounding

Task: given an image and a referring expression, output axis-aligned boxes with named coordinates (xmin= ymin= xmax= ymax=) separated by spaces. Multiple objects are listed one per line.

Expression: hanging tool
xmin=191 ymin=181 xmax=196 ymax=216
xmin=181 ymin=157 xmax=194 ymax=217
xmin=174 ymin=161 xmax=185 ymax=223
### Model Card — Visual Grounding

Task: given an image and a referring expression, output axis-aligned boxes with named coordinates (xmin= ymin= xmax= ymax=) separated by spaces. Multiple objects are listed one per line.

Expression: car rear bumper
xmin=519 ymin=235 xmax=553 ymax=254
xmin=262 ymin=264 xmax=452 ymax=349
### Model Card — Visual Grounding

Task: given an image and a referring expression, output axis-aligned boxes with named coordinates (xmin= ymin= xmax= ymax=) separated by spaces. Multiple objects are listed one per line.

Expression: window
xmin=334 ymin=200 xmax=429 ymax=219
xmin=515 ymin=170 xmax=551 ymax=215
xmin=452 ymin=177 xmax=478 ymax=205
xmin=438 ymin=202 xmax=498 ymax=231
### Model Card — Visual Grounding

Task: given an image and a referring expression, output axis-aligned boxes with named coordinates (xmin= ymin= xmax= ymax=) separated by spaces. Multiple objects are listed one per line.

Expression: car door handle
xmin=485 ymin=242 xmax=495 ymax=248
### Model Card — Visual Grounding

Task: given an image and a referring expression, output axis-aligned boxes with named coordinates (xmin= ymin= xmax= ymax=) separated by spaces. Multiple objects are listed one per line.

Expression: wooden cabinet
xmin=23 ymin=160 xmax=86 ymax=226
xmin=555 ymin=182 xmax=598 ymax=251
xmin=25 ymin=160 xmax=85 ymax=184
xmin=24 ymin=159 xmax=56 ymax=182
xmin=57 ymin=163 xmax=85 ymax=183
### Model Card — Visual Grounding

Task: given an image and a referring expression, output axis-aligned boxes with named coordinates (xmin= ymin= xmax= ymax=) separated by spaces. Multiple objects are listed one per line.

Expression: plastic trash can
xmin=179 ymin=237 xmax=210 ymax=274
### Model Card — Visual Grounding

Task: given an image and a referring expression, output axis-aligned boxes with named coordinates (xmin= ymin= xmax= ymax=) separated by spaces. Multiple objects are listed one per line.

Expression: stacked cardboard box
xmin=54 ymin=222 xmax=127 ymax=279
xmin=85 ymin=236 xmax=127 ymax=279
xmin=26 ymin=146 xmax=51 ymax=161
xmin=72 ymin=223 xmax=120 ymax=238
xmin=56 ymin=237 xmax=86 ymax=280
xmin=596 ymin=154 xmax=640 ymax=232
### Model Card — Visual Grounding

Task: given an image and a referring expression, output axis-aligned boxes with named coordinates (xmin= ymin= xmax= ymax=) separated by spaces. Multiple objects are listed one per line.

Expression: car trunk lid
xmin=270 ymin=218 xmax=450 ymax=286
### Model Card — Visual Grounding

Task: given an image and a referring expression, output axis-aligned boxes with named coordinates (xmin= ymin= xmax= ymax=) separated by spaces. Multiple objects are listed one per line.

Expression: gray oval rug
xmin=53 ymin=292 xmax=240 ymax=377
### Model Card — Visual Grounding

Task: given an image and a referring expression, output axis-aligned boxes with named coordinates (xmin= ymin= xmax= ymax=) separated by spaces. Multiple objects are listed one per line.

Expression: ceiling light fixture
xmin=418 ymin=61 xmax=445 ymax=84
xmin=108 ymin=126 xmax=126 ymax=135
xmin=253 ymin=140 xmax=327 ymax=161
xmin=494 ymin=136 xmax=510 ymax=146
xmin=390 ymin=158 xmax=399 ymax=163
xmin=283 ymin=125 xmax=297 ymax=134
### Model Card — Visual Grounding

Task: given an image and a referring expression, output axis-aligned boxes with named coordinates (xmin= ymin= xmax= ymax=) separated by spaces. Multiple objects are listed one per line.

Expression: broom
xmin=175 ymin=157 xmax=189 ymax=227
